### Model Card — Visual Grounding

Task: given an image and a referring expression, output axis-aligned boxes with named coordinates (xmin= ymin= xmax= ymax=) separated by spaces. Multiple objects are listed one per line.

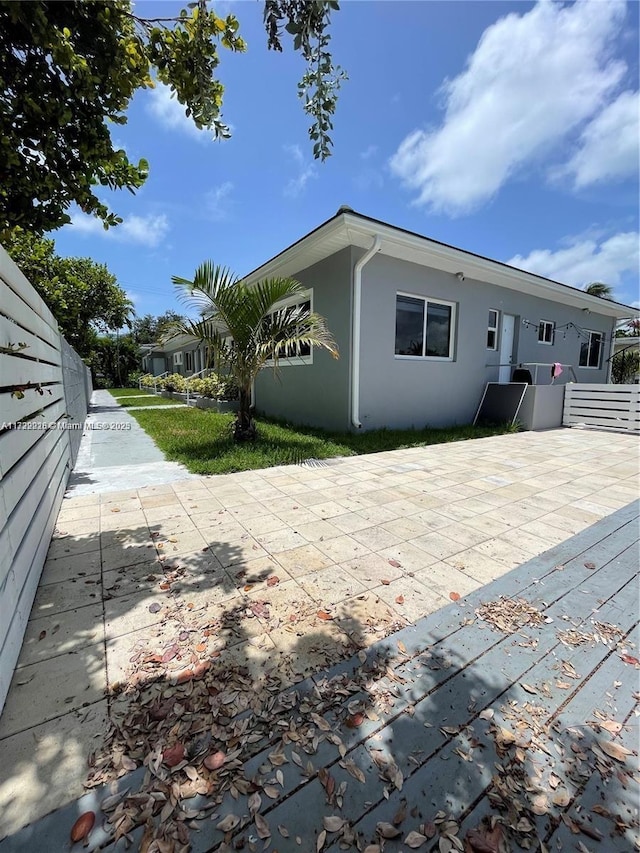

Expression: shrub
xmin=162 ymin=373 xmax=187 ymax=392
xmin=188 ymin=375 xmax=220 ymax=397
xmin=218 ymin=377 xmax=239 ymax=400
xmin=127 ymin=370 xmax=143 ymax=387
xmin=139 ymin=373 xmax=156 ymax=388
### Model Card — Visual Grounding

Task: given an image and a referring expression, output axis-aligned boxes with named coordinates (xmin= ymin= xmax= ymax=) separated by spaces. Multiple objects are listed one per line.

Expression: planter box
xmin=161 ymin=390 xmax=187 ymax=400
xmin=195 ymin=398 xmax=238 ymax=413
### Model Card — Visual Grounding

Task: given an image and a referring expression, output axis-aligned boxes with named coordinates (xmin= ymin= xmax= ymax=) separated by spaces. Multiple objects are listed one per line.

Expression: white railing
xmin=185 ymin=367 xmax=210 ymax=405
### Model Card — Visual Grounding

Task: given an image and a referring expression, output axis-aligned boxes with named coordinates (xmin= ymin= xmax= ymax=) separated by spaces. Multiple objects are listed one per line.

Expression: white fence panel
xmin=563 ymin=383 xmax=640 ymax=434
xmin=0 ymin=244 xmax=92 ymax=713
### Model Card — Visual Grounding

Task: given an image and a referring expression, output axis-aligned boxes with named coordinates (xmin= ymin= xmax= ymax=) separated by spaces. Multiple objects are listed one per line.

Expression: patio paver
xmin=0 ymin=427 xmax=638 ymax=844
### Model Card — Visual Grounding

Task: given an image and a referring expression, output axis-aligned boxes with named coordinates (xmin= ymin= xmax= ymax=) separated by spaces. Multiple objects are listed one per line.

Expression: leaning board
xmin=473 ymin=382 xmax=528 ymax=426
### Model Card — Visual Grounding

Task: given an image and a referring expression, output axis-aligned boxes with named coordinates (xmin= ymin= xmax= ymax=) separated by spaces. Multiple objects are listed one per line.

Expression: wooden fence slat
xmin=0 ymin=355 xmax=62 ymax=389
xmin=1 ymin=427 xmax=67 ymax=520
xmin=0 ymin=250 xmax=59 ymax=332
xmin=0 ymin=315 xmax=61 ymax=366
xmin=0 ymin=399 xmax=68 ymax=478
xmin=563 ymin=383 xmax=639 ymax=433
xmin=0 ymin=278 xmax=60 ymax=348
xmin=0 ymin=385 xmax=65 ymax=424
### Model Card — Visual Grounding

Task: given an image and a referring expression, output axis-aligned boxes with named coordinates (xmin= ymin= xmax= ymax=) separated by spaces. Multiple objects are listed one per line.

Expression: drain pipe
xmin=351 ymin=236 xmax=381 ymax=429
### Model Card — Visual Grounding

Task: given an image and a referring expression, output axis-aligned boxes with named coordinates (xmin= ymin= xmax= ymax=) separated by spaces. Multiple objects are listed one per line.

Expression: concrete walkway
xmin=66 ymin=390 xmax=195 ymax=496
xmin=0 ymin=427 xmax=637 ymax=842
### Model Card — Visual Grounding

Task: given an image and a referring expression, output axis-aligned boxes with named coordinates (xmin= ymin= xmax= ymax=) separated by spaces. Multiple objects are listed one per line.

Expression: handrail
xmin=185 ymin=367 xmax=210 ymax=404
xmin=152 ymin=371 xmax=169 ymax=393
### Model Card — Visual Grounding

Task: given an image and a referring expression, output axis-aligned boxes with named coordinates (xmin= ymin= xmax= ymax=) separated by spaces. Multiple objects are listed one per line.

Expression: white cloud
xmin=560 ymin=90 xmax=639 ymax=188
xmin=147 ymin=84 xmax=209 ymax=141
xmin=70 ymin=211 xmax=169 ymax=248
xmin=507 ymin=231 xmax=639 ymax=292
xmin=389 ymin=0 xmax=628 ymax=214
xmin=206 ymin=182 xmax=234 ymax=220
xmin=283 ymin=144 xmax=316 ymax=198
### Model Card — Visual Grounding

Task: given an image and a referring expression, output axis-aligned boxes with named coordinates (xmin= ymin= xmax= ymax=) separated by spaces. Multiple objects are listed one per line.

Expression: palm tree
xmin=584 ymin=281 xmax=614 ymax=300
xmin=166 ymin=263 xmax=339 ymax=441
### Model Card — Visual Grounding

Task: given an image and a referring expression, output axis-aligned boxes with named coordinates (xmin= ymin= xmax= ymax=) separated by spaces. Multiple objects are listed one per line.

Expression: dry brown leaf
xmin=381 ymin=578 xmax=391 ymax=585
xmin=70 ymin=812 xmax=95 ymax=843
xmin=248 ymin=791 xmax=262 ymax=814
xmin=316 ymin=828 xmax=326 ymax=851
xmin=216 ymin=814 xmax=240 ymax=832
xmin=599 ymin=720 xmax=622 ymax=734
xmin=317 ymin=610 xmax=333 ymax=621
xmin=278 ymin=824 xmax=290 ymax=838
xmin=263 ymin=785 xmax=279 ymax=799
xmin=395 ymin=595 xmax=405 ymax=605
xmin=404 ymin=830 xmax=427 ymax=848
xmin=520 ymin=683 xmax=538 ymax=695
xmin=323 ymin=816 xmax=345 ymax=832
xmin=584 ymin=561 xmax=596 ymax=570
xmin=342 ymin=759 xmax=366 ymax=783
xmin=388 ymin=558 xmax=401 ymax=568
xmin=449 ymin=592 xmax=461 ymax=601
xmin=266 ymin=576 xmax=280 ymax=587
xmin=397 ymin=640 xmax=407 ymax=653
xmin=377 ymin=822 xmax=401 ymax=839
xmin=479 ymin=709 xmax=494 ymax=721
xmin=195 ymin=642 xmax=207 ymax=653
xmin=345 ymin=712 xmax=365 ymax=728
xmin=255 ymin=812 xmax=270 ymax=839
xmin=552 ymin=789 xmax=570 ymax=807
xmin=598 ymin=740 xmax=633 ymax=762
xmin=38 ymin=630 xmax=46 ymax=641
xmin=363 ymin=846 xmax=381 ymax=853
xmin=162 ymin=743 xmax=185 ymax=767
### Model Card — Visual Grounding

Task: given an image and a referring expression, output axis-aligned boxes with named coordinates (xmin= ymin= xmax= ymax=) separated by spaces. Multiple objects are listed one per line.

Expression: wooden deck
xmin=2 ymin=500 xmax=638 ymax=852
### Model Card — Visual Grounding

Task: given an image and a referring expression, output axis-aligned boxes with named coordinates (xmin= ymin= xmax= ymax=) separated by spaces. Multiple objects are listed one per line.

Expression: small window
xmin=265 ymin=292 xmax=313 ymax=365
xmin=579 ymin=330 xmax=604 ymax=368
xmin=487 ymin=309 xmax=499 ymax=350
xmin=185 ymin=351 xmax=194 ymax=372
xmin=173 ymin=352 xmax=182 ymax=366
xmin=395 ymin=294 xmax=455 ymax=360
xmin=538 ymin=320 xmax=555 ymax=345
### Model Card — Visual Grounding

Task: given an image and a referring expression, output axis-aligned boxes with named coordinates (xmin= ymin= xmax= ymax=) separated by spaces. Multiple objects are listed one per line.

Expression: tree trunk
xmin=233 ymin=385 xmax=256 ymax=442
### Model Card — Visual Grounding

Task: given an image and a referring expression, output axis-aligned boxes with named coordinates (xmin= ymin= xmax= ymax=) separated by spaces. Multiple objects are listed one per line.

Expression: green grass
xmin=108 ymin=388 xmax=156 ymax=398
xmin=117 ymin=395 xmax=185 ymax=408
xmin=128 ymin=406 xmax=515 ymax=476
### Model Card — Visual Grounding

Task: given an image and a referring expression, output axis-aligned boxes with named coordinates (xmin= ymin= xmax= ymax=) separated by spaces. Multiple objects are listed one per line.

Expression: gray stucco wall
xmin=253 ymin=248 xmax=354 ymax=431
xmin=358 ymin=254 xmax=614 ymax=430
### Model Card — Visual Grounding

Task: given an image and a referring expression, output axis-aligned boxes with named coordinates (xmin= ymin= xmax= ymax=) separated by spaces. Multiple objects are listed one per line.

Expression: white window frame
xmin=264 ymin=289 xmax=314 ymax=367
xmin=394 ymin=292 xmax=456 ymax=362
xmin=538 ymin=319 xmax=555 ymax=345
xmin=185 ymin=351 xmax=194 ymax=372
xmin=487 ymin=309 xmax=499 ymax=351
xmin=173 ymin=352 xmax=183 ymax=367
xmin=579 ymin=330 xmax=604 ymax=369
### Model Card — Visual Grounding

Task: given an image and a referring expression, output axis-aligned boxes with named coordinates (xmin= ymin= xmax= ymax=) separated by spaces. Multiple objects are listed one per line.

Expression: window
xmin=538 ymin=320 xmax=555 ymax=345
xmin=185 ymin=351 xmax=194 ymax=372
xmin=173 ymin=352 xmax=182 ymax=366
xmin=395 ymin=294 xmax=455 ymax=360
xmin=265 ymin=291 xmax=313 ymax=365
xmin=487 ymin=309 xmax=499 ymax=350
xmin=579 ymin=330 xmax=604 ymax=368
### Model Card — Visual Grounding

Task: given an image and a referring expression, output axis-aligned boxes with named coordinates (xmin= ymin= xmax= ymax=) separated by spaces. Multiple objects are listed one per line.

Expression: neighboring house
xmin=612 ymin=336 xmax=640 ymax=383
xmin=140 ymin=336 xmax=211 ymax=378
xmin=246 ymin=208 xmax=637 ymax=431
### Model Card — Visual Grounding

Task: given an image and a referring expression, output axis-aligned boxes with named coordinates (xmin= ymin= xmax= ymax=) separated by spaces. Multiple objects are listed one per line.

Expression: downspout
xmin=606 ymin=316 xmax=617 ymax=383
xmin=351 ymin=236 xmax=381 ymax=429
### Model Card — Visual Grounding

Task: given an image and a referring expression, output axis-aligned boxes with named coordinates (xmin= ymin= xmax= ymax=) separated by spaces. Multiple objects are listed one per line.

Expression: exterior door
xmin=498 ymin=314 xmax=516 ymax=383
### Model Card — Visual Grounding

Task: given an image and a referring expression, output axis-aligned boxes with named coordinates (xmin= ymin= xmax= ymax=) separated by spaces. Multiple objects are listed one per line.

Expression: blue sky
xmin=52 ymin=0 xmax=639 ymax=320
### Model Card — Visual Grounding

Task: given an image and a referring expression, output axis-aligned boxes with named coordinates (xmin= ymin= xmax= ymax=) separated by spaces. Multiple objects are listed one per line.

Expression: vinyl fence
xmin=0 ymin=245 xmax=91 ymax=712
xmin=563 ymin=383 xmax=640 ymax=434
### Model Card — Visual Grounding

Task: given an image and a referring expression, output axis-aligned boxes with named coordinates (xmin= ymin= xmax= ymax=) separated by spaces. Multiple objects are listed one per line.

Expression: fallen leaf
xmin=243 ymin=584 xmax=253 ymax=592
xmin=520 ymin=683 xmax=538 ymax=694
xmin=278 ymin=824 xmax=290 ymax=838
xmin=479 ymin=709 xmax=494 ymax=721
xmin=552 ymin=789 xmax=570 ymax=807
xmin=248 ymin=792 xmax=262 ymax=814
xmin=381 ymin=579 xmax=391 ymax=585
xmin=395 ymin=595 xmax=405 ymax=605
xmin=397 ymin=640 xmax=407 ymax=653
xmin=598 ymin=740 xmax=633 ymax=762
xmin=255 ymin=813 xmax=270 ymax=839
xmin=162 ymin=743 xmax=185 ymax=767
xmin=216 ymin=814 xmax=240 ymax=832
xmin=621 ymin=654 xmax=640 ymax=666
xmin=392 ymin=799 xmax=407 ymax=826
xmin=599 ymin=720 xmax=622 ymax=734
xmin=449 ymin=591 xmax=461 ymax=601
xmin=70 ymin=812 xmax=95 ymax=843
xmin=161 ymin=645 xmax=178 ymax=663
xmin=317 ymin=610 xmax=333 ymax=621
xmin=377 ymin=821 xmax=401 ymax=839
xmin=195 ymin=642 xmax=207 ymax=653
xmin=204 ymin=751 xmax=226 ymax=771
xmin=323 ymin=816 xmax=345 ymax=832
xmin=584 ymin=561 xmax=596 ymax=570
xmin=388 ymin=559 xmax=401 ymax=568
xmin=38 ymin=630 xmax=46 ymax=641
xmin=317 ymin=829 xmax=327 ymax=851
xmin=148 ymin=603 xmax=161 ymax=613
xmin=404 ymin=831 xmax=427 ymax=849
xmin=266 ymin=576 xmax=280 ymax=587
xmin=345 ymin=713 xmax=365 ymax=728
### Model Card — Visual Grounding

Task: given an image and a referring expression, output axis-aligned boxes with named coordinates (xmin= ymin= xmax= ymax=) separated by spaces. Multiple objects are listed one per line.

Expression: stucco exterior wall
xmin=253 ymin=248 xmax=353 ymax=431
xmin=358 ymin=254 xmax=614 ymax=430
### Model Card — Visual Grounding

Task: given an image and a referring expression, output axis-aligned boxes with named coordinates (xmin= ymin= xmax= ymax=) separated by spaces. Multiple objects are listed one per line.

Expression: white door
xmin=498 ymin=314 xmax=516 ymax=383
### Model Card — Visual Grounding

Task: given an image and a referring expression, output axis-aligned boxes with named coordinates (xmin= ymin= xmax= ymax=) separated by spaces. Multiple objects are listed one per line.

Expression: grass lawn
xmin=108 ymin=388 xmax=156 ymax=398
xmin=129 ymin=406 xmax=515 ymax=475
xmin=117 ymin=396 xmax=185 ymax=408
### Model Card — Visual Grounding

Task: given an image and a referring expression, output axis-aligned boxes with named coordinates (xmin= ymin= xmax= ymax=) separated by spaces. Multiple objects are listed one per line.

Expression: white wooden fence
xmin=0 ymin=245 xmax=91 ymax=712
xmin=563 ymin=383 xmax=640 ymax=434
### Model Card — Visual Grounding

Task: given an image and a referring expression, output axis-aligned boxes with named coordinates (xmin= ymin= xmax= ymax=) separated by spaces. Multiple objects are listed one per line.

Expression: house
xmin=140 ymin=336 xmax=210 ymax=378
xmin=244 ymin=208 xmax=637 ymax=431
